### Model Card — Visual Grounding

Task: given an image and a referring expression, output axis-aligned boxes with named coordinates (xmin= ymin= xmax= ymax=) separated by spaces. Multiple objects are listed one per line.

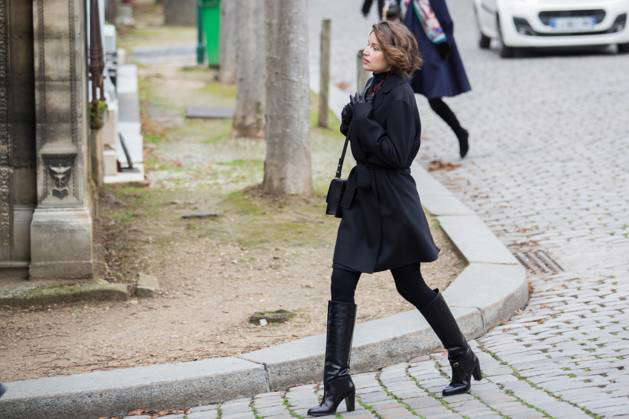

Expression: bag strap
xmin=335 ymin=137 xmax=350 ymax=178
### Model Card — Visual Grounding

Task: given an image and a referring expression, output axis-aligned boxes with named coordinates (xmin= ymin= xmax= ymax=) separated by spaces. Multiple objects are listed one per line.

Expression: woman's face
xmin=362 ymin=32 xmax=391 ymax=73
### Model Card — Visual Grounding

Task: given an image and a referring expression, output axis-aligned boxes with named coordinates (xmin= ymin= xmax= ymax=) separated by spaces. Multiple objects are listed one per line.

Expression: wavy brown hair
xmin=371 ymin=21 xmax=422 ymax=76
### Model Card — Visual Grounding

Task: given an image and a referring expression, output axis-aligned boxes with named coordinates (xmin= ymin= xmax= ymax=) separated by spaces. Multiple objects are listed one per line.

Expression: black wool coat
xmin=332 ymin=73 xmax=440 ymax=274
xmin=403 ymin=0 xmax=471 ymax=99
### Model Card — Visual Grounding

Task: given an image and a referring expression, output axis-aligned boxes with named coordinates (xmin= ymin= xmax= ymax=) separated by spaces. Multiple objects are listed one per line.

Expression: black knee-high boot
xmin=419 ymin=290 xmax=482 ymax=396
xmin=307 ymin=300 xmax=357 ymax=417
xmin=428 ymin=98 xmax=469 ymax=159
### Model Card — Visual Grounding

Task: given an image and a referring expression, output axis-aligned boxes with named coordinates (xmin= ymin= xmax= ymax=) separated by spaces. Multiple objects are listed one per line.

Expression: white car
xmin=474 ymin=0 xmax=629 ymax=57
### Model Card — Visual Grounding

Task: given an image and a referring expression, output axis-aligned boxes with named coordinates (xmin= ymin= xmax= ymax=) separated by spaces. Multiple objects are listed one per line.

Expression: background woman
xmin=404 ymin=0 xmax=472 ymax=158
xmin=307 ymin=21 xmax=481 ymax=417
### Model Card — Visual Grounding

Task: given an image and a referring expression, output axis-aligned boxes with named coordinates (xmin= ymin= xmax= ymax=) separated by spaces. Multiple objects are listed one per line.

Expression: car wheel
xmin=497 ymin=15 xmax=516 ymax=58
xmin=479 ymin=33 xmax=491 ymax=49
xmin=474 ymin=4 xmax=491 ymax=50
xmin=619 ymin=42 xmax=629 ymax=53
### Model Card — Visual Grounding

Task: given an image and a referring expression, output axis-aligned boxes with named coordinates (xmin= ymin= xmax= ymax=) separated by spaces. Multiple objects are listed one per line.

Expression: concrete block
xmin=240 ymin=334 xmax=326 ymax=390
xmin=437 ymin=215 xmax=519 ymax=265
xmin=118 ymin=64 xmax=139 ymax=95
xmin=444 ymin=263 xmax=529 ymax=331
xmin=411 ymin=163 xmax=452 ymax=195
xmin=0 ymin=357 xmax=267 ymax=419
xmin=29 ymin=207 xmax=94 ymax=280
xmin=116 ymin=131 xmax=144 ymax=165
xmin=241 ymin=307 xmax=483 ymax=391
xmin=104 ymin=149 xmax=118 ymax=176
xmin=421 ymin=193 xmax=475 ymax=216
xmin=136 ymin=273 xmax=159 ymax=297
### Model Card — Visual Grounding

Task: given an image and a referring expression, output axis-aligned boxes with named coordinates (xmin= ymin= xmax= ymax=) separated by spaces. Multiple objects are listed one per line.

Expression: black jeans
xmin=331 ymin=263 xmax=436 ymax=308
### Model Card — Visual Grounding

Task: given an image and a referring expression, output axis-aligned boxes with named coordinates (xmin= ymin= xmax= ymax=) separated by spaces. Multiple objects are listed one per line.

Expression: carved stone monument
xmin=29 ymin=0 xmax=95 ymax=280
xmin=0 ymin=0 xmax=37 ymax=278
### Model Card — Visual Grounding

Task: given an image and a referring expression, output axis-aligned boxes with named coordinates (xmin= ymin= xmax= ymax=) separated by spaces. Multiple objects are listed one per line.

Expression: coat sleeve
xmin=352 ymin=99 xmax=418 ymax=169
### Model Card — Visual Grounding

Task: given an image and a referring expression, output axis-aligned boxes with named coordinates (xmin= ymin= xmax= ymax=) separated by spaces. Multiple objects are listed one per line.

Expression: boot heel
xmin=345 ymin=392 xmax=356 ymax=412
xmin=472 ymin=360 xmax=482 ymax=381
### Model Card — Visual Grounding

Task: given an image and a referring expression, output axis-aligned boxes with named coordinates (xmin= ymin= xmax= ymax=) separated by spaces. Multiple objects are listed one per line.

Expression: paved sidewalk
xmin=120 ymin=2 xmax=629 ymax=418
xmin=184 ymin=1 xmax=629 ymax=418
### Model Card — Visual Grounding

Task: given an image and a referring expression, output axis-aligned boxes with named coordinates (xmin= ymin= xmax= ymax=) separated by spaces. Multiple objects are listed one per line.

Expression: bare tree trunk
xmin=219 ymin=0 xmax=237 ymax=84
xmin=262 ymin=0 xmax=312 ymax=196
xmin=233 ymin=0 xmax=265 ymax=138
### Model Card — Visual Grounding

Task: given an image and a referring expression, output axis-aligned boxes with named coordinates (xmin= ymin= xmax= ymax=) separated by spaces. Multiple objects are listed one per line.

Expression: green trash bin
xmin=199 ymin=0 xmax=221 ymax=67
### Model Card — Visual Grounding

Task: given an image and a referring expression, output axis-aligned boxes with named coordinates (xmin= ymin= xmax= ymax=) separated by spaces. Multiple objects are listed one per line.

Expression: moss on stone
xmin=0 ymin=279 xmax=129 ymax=308
xmin=249 ymin=309 xmax=296 ymax=325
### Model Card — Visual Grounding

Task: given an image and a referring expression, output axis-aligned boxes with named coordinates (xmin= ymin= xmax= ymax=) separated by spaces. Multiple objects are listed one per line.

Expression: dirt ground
xmin=0 ymin=5 xmax=465 ymax=383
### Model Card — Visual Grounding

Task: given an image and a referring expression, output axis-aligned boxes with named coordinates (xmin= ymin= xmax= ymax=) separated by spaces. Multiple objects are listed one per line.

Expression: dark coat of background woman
xmin=403 ymin=0 xmax=470 ymax=98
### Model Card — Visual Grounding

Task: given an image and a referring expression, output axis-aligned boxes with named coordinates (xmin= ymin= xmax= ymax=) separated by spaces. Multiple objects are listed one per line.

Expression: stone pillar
xmin=30 ymin=0 xmax=94 ymax=279
xmin=0 ymin=0 xmax=37 ymax=279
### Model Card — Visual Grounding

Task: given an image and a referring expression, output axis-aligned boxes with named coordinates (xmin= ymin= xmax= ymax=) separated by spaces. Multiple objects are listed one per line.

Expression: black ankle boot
xmin=443 ymin=345 xmax=482 ymax=396
xmin=457 ymin=128 xmax=469 ymax=159
xmin=0 ymin=383 xmax=6 ymax=399
xmin=419 ymin=290 xmax=482 ymax=396
xmin=307 ymin=300 xmax=357 ymax=417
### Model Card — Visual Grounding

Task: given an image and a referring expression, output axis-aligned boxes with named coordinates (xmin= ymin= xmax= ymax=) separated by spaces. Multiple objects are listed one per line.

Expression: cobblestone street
xmin=125 ymin=1 xmax=629 ymax=418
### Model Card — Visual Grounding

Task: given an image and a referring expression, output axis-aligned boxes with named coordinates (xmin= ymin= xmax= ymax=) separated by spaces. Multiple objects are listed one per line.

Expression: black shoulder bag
xmin=325 ymin=135 xmax=350 ymax=218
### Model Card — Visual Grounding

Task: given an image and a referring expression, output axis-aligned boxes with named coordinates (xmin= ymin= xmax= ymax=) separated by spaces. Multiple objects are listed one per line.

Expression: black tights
xmin=428 ymin=98 xmax=464 ymax=135
xmin=330 ymin=263 xmax=437 ymax=309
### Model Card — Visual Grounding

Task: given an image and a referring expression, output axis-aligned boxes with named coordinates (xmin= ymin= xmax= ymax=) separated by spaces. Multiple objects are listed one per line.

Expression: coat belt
xmin=341 ymin=163 xmax=410 ymax=208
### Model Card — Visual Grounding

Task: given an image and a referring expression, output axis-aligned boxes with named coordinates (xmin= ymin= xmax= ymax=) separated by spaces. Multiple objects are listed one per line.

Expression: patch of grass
xmin=180 ymin=65 xmax=210 ymax=73
xmin=222 ymin=190 xmax=266 ymax=216
xmin=217 ymin=159 xmax=262 ymax=168
xmin=200 ymin=119 xmax=233 ymax=144
xmin=199 ymin=82 xmax=237 ymax=99
xmin=106 ymin=185 xmax=173 ymax=223
xmin=144 ymin=133 xmax=164 ymax=145
xmin=194 ymin=189 xmax=335 ymax=249
xmin=117 ymin=26 xmax=196 ymax=51
xmin=110 ymin=209 xmax=137 ymax=224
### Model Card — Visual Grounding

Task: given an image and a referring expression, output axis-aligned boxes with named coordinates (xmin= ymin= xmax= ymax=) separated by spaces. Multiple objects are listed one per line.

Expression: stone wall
xmin=0 ymin=0 xmax=37 ymax=278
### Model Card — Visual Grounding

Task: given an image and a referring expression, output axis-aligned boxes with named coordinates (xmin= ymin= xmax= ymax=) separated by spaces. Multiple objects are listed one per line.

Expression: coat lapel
xmin=371 ymin=73 xmax=407 ymax=112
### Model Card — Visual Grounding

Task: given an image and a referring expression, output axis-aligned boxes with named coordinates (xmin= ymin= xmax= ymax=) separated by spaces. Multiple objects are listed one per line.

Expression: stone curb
xmin=0 ymin=102 xmax=529 ymax=419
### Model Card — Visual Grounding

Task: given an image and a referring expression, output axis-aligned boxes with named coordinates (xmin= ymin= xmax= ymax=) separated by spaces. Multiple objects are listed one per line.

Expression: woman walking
xmin=403 ymin=0 xmax=472 ymax=158
xmin=307 ymin=22 xmax=481 ymax=417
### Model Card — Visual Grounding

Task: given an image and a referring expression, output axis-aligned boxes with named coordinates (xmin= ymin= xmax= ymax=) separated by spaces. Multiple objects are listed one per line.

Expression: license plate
xmin=549 ymin=16 xmax=596 ymax=31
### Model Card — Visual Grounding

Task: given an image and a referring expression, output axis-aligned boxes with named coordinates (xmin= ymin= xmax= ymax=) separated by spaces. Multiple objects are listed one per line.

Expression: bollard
xmin=318 ymin=19 xmax=331 ymax=128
